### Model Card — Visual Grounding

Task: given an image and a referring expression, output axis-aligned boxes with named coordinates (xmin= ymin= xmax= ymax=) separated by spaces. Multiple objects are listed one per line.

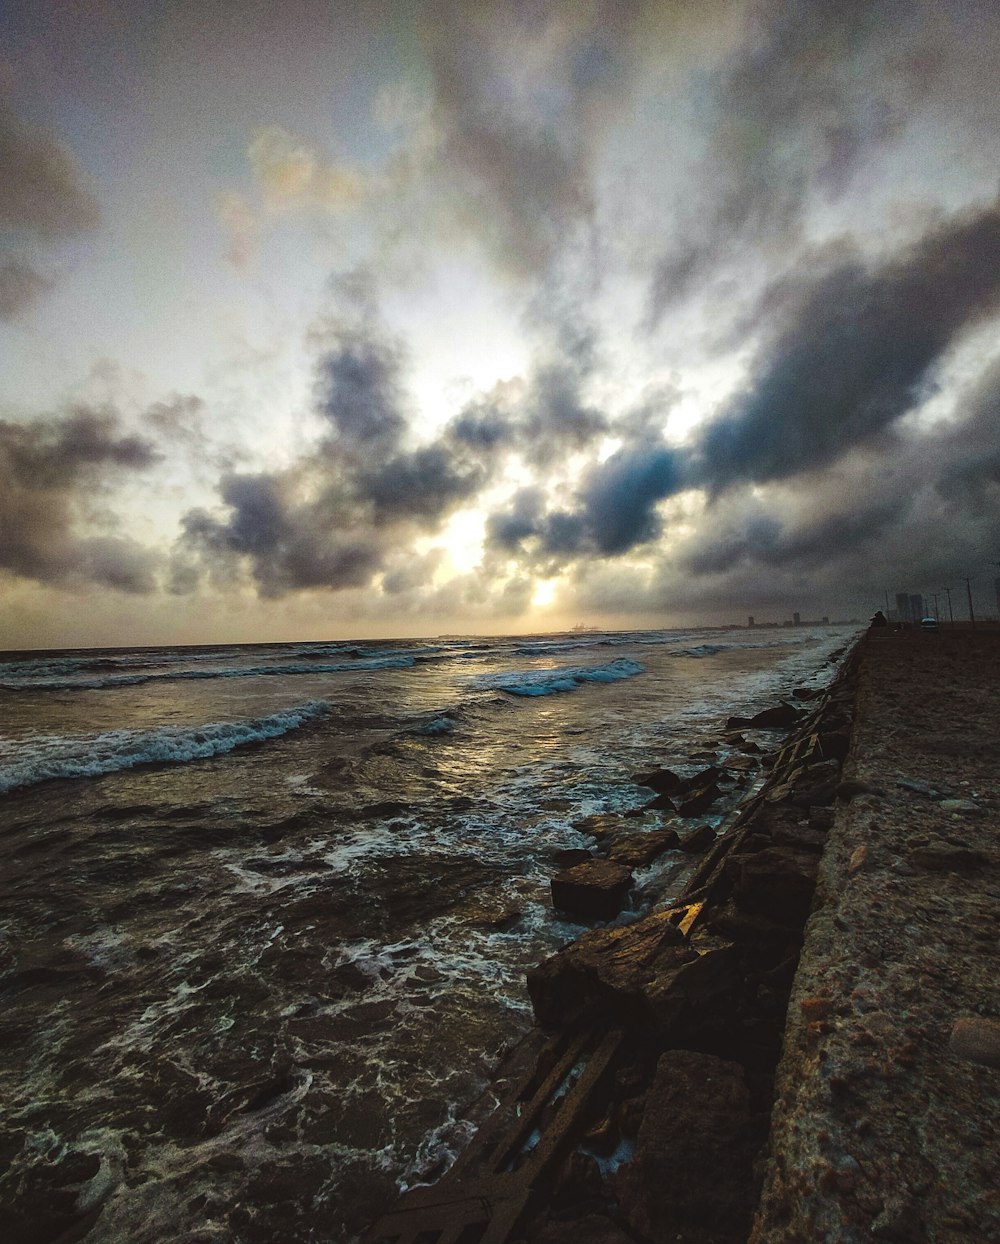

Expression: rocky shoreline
xmin=367 ymin=638 xmax=866 ymax=1244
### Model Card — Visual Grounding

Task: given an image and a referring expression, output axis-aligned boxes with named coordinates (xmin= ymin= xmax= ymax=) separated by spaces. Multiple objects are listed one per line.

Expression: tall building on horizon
xmin=909 ymin=593 xmax=923 ymax=621
xmin=994 ymin=577 xmax=1000 ymax=620
xmin=895 ymin=592 xmax=910 ymax=623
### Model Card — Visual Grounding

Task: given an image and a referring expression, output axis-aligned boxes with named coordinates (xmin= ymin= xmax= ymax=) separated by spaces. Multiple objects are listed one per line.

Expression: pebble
xmin=939 ymin=798 xmax=979 ymax=814
xmin=948 ymin=1016 xmax=1000 ymax=1069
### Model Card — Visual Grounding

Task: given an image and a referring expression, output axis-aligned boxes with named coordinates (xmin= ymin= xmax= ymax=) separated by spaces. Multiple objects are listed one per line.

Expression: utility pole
xmin=964 ymin=576 xmax=976 ymax=629
xmin=942 ymin=587 xmax=954 ymax=626
xmin=884 ymin=588 xmax=890 ymax=617
xmin=931 ymin=592 xmax=940 ymax=620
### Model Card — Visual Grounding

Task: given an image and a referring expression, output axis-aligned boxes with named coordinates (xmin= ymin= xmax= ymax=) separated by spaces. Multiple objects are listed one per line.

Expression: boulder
xmin=722 ymin=754 xmax=758 ymax=772
xmin=573 ymin=814 xmax=629 ymax=843
xmin=675 ymin=784 xmax=722 ymax=818
xmin=676 ymin=765 xmax=723 ymax=793
xmin=726 ymin=846 xmax=819 ymax=927
xmin=551 ymin=859 xmax=633 ymax=920
xmin=550 ymin=847 xmax=594 ymax=868
xmin=816 ymin=729 xmax=850 ymax=762
xmin=747 ymin=702 xmax=802 ymax=729
xmin=533 ymin=1214 xmax=636 ymax=1244
xmin=616 ymin=1049 xmax=756 ymax=1244
xmin=677 ymin=823 xmax=716 ymax=853
xmin=633 ymin=767 xmax=682 ymax=794
xmin=607 ymin=828 xmax=680 ymax=868
xmin=527 ymin=911 xmax=736 ymax=1035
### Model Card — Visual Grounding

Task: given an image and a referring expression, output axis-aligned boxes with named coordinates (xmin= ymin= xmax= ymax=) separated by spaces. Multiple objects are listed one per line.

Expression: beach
xmin=0 ymin=626 xmax=849 ymax=1243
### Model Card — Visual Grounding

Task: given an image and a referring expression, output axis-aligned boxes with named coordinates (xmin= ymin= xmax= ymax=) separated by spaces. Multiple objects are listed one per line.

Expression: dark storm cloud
xmin=177 ymin=286 xmax=506 ymax=596
xmin=647 ymin=0 xmax=932 ymax=316
xmin=695 ymin=198 xmax=1000 ymax=488
xmin=178 ymin=472 xmax=382 ymax=599
xmin=0 ymin=96 xmax=100 ymax=318
xmin=0 ymin=259 xmax=49 ymax=320
xmin=360 ymin=445 xmax=486 ymax=523
xmin=0 ymin=407 xmax=161 ymax=590
xmin=484 ymin=440 xmax=683 ymax=565
xmin=579 ymin=444 xmax=684 ymax=554
xmin=314 ymin=323 xmax=407 ymax=452
xmin=0 ymin=101 xmax=100 ymax=237
xmin=487 ymin=195 xmax=1000 ymax=580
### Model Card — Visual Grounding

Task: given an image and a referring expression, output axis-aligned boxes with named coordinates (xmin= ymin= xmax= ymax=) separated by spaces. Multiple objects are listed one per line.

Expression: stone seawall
xmin=751 ymin=628 xmax=1000 ymax=1243
xmin=367 ymin=638 xmax=872 ymax=1244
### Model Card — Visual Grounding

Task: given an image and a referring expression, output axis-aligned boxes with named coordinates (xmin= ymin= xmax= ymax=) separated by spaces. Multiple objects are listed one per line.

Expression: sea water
xmin=0 ymin=625 xmax=854 ymax=1242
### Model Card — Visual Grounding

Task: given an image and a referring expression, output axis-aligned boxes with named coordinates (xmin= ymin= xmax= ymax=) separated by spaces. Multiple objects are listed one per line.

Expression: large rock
xmin=617 ymin=1049 xmax=756 ymax=1244
xmin=551 ymin=859 xmax=633 ymax=920
xmin=527 ymin=911 xmax=736 ymax=1035
xmin=726 ymin=846 xmax=819 ymax=928
xmin=677 ymin=823 xmax=717 ymax=853
xmin=607 ymin=828 xmax=680 ymax=868
xmin=633 ymin=767 xmax=682 ymax=794
xmin=675 ymin=784 xmax=722 ymax=818
xmin=748 ymin=702 xmax=802 ymax=729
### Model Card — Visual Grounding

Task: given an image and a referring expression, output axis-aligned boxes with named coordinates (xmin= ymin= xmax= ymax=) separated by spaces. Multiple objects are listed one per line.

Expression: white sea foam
xmin=470 ymin=658 xmax=644 ymax=697
xmin=0 ymin=699 xmax=330 ymax=794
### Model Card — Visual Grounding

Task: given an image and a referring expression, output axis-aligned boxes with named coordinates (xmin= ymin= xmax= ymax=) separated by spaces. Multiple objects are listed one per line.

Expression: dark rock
xmin=675 ymin=784 xmax=722 ymax=818
xmin=808 ymin=807 xmax=836 ymax=831
xmin=551 ymin=859 xmax=633 ymax=920
xmin=707 ymin=901 xmax=805 ymax=945
xmin=908 ymin=840 xmax=990 ymax=872
xmin=836 ymin=779 xmax=879 ymax=801
xmin=820 ymin=726 xmax=850 ymax=756
xmin=617 ymin=1050 xmax=755 ymax=1244
xmin=722 ymin=754 xmax=758 ymax=772
xmin=677 ymin=823 xmax=716 ymax=853
xmin=633 ymin=767 xmax=682 ymax=794
xmin=532 ymin=1214 xmax=635 ymax=1244
xmin=737 ymin=739 xmax=763 ymax=754
xmin=748 ymin=702 xmax=802 ymax=729
xmin=789 ymin=758 xmax=841 ymax=807
xmin=726 ymin=846 xmax=819 ymax=927
xmin=727 ymin=715 xmax=754 ymax=729
xmin=527 ymin=912 xmax=736 ymax=1035
xmin=607 ymin=828 xmax=680 ymax=868
xmin=792 ymin=686 xmax=820 ymax=700
xmin=573 ymin=814 xmax=628 ymax=843
xmin=551 ymin=847 xmax=594 ymax=868
xmin=643 ymin=792 xmax=677 ymax=812
xmin=676 ymin=765 xmax=722 ymax=793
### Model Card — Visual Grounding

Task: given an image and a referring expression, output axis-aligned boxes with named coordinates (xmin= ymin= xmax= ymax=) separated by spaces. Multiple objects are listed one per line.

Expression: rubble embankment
xmin=368 ymin=637 xmax=871 ymax=1244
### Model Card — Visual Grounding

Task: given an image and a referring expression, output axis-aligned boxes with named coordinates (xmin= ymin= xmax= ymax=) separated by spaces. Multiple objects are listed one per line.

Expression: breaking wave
xmin=0 ymin=700 xmax=330 ymax=794
xmin=470 ymin=658 xmax=644 ymax=697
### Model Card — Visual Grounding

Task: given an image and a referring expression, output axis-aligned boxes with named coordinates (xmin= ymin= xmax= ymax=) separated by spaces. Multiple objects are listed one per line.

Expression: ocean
xmin=0 ymin=625 xmax=853 ymax=1243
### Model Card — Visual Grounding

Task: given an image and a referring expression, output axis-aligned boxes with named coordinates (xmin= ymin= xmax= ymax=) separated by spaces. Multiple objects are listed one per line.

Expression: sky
xmin=2 ymin=0 xmax=1000 ymax=648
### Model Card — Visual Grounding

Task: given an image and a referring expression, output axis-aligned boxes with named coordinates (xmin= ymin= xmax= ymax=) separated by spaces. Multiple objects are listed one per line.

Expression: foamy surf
xmin=0 ymin=699 xmax=330 ymax=793
xmin=470 ymin=658 xmax=644 ymax=697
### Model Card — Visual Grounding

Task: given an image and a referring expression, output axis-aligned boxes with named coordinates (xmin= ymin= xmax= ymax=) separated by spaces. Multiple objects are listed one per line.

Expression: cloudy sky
xmin=3 ymin=0 xmax=1000 ymax=648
